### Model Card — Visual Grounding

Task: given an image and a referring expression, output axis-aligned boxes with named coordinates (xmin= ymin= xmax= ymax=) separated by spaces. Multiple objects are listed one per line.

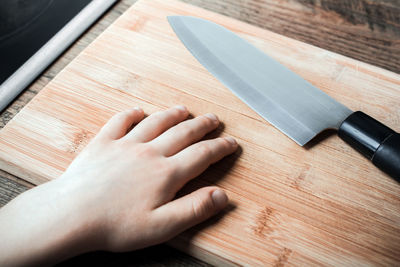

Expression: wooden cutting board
xmin=1 ymin=0 xmax=399 ymax=265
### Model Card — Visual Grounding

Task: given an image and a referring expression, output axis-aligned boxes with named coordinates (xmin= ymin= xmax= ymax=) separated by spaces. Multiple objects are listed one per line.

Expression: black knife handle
xmin=338 ymin=111 xmax=400 ymax=182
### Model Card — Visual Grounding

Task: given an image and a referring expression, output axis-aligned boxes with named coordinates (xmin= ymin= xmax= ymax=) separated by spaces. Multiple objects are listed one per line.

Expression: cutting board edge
xmin=0 ymin=152 xmax=49 ymax=185
xmin=0 ymin=0 xmax=398 ymax=266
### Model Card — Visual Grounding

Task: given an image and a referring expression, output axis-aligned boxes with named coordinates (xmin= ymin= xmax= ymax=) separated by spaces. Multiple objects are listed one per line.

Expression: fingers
xmin=151 ymin=187 xmax=228 ymax=240
xmin=125 ymin=106 xmax=189 ymax=143
xmin=169 ymin=137 xmax=238 ymax=188
xmin=149 ymin=113 xmax=219 ymax=156
xmin=97 ymin=108 xmax=144 ymax=140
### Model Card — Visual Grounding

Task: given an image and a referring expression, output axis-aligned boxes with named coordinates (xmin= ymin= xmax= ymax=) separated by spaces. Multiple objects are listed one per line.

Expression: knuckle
xmin=199 ymin=115 xmax=214 ymax=127
xmin=134 ymin=144 xmax=159 ymax=158
xmin=152 ymin=158 xmax=177 ymax=181
xmin=197 ymin=143 xmax=212 ymax=157
xmin=218 ymin=137 xmax=231 ymax=148
xmin=101 ymin=111 xmax=130 ymax=133
xmin=109 ymin=111 xmax=126 ymax=122
xmin=169 ymin=108 xmax=182 ymax=118
xmin=149 ymin=111 xmax=164 ymax=121
xmin=180 ymin=124 xmax=196 ymax=139
xmin=119 ymin=111 xmax=132 ymax=123
xmin=160 ymin=160 xmax=176 ymax=179
xmin=150 ymin=108 xmax=182 ymax=122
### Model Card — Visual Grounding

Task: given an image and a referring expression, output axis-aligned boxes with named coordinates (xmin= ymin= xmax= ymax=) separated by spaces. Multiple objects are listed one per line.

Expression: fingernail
xmin=212 ymin=189 xmax=228 ymax=210
xmin=133 ymin=107 xmax=142 ymax=112
xmin=174 ymin=105 xmax=187 ymax=112
xmin=205 ymin=113 xmax=218 ymax=123
xmin=225 ymin=136 xmax=237 ymax=146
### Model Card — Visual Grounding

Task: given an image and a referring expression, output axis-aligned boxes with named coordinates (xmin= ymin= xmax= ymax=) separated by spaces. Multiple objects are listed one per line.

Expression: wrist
xmin=0 ymin=178 xmax=104 ymax=266
xmin=38 ymin=178 xmax=106 ymax=260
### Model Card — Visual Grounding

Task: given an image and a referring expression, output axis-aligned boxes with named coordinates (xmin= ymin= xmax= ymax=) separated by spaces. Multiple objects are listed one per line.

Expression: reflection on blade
xmin=168 ymin=16 xmax=352 ymax=145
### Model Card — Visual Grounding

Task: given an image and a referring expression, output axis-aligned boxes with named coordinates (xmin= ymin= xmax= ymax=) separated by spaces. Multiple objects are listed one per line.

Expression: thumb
xmin=151 ymin=187 xmax=228 ymax=241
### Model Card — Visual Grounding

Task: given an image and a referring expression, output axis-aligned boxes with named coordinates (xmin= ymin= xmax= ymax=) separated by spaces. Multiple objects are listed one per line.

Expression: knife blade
xmin=168 ymin=16 xmax=400 ymax=181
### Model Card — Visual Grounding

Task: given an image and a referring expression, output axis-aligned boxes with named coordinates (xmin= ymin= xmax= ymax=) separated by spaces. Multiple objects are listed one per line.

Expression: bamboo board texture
xmin=0 ymin=0 xmax=399 ymax=265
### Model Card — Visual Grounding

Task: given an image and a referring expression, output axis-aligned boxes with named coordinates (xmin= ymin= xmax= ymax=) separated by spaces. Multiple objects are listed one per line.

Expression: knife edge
xmin=167 ymin=15 xmax=352 ymax=145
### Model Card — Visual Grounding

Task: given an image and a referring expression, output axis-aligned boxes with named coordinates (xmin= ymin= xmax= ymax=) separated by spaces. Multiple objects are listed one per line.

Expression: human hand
xmin=61 ymin=105 xmax=237 ymax=251
xmin=0 ymin=106 xmax=238 ymax=266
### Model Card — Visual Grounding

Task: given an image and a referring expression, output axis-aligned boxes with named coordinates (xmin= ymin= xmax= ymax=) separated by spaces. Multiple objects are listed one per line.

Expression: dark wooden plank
xmin=0 ymin=171 xmax=30 ymax=207
xmin=0 ymin=0 xmax=398 ymax=265
xmin=56 ymin=245 xmax=211 ymax=267
xmin=181 ymin=0 xmax=400 ymax=74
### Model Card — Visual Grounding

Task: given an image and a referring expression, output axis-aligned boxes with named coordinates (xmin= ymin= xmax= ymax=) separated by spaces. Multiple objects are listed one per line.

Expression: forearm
xmin=0 ymin=179 xmax=100 ymax=266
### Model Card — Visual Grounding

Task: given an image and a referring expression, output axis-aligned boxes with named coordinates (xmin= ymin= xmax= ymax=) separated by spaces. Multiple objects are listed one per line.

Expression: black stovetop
xmin=0 ymin=0 xmax=92 ymax=84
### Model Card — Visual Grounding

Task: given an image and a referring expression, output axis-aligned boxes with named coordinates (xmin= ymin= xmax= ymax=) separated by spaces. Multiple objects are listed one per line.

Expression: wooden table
xmin=1 ymin=0 xmax=399 ymax=265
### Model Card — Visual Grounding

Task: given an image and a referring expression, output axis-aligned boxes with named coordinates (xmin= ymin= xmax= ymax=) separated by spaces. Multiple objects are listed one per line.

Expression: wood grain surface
xmin=181 ymin=0 xmax=400 ymax=75
xmin=0 ymin=0 xmax=399 ymax=265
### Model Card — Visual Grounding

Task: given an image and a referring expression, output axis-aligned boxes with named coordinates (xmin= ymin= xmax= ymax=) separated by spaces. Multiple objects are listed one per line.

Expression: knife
xmin=168 ymin=16 xmax=400 ymax=181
